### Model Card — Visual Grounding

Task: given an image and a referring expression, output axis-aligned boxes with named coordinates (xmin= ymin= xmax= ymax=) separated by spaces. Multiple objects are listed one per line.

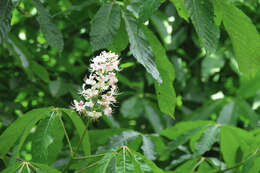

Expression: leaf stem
xmin=63 ymin=118 xmax=90 ymax=172
xmin=58 ymin=114 xmax=74 ymax=156
xmin=73 ymin=153 xmax=105 ymax=160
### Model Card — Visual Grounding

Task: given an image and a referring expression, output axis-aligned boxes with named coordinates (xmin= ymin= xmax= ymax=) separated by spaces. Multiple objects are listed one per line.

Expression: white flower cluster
xmin=72 ymin=51 xmax=120 ymax=119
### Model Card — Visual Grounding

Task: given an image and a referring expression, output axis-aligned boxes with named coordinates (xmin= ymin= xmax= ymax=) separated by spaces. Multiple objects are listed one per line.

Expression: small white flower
xmin=85 ymin=101 xmax=94 ymax=108
xmin=72 ymin=100 xmax=85 ymax=112
xmin=104 ymin=106 xmax=112 ymax=116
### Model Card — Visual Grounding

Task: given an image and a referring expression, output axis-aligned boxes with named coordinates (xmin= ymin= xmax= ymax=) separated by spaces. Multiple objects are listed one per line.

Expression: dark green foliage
xmin=0 ymin=0 xmax=260 ymax=172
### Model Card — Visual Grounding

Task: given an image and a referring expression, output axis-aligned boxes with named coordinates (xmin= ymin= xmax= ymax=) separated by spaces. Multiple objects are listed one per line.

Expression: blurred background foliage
xmin=0 ymin=0 xmax=260 ymax=172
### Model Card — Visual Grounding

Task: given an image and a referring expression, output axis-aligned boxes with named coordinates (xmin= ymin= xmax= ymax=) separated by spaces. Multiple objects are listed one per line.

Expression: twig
xmin=73 ymin=153 xmax=105 ymax=160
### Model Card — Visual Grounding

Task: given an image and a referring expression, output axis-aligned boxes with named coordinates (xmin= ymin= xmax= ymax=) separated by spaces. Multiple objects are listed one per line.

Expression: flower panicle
xmin=72 ymin=51 xmax=120 ymax=119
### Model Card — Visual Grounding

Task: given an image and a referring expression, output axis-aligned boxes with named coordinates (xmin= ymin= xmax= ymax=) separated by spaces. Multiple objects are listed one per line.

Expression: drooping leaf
xmin=122 ymin=11 xmax=162 ymax=83
xmin=0 ymin=108 xmax=51 ymax=158
xmin=170 ymin=0 xmax=189 ymax=21
xmin=0 ymin=162 xmax=21 ymax=173
xmin=195 ymin=125 xmax=219 ymax=155
xmin=172 ymin=159 xmax=198 ymax=173
xmin=143 ymin=26 xmax=176 ymax=118
xmin=141 ymin=135 xmax=156 ymax=161
xmin=32 ymin=0 xmax=64 ymax=54
xmin=0 ymin=0 xmax=12 ymax=43
xmin=184 ymin=0 xmax=220 ymax=53
xmin=62 ymin=108 xmax=91 ymax=156
xmin=90 ymin=2 xmax=121 ymax=51
xmin=31 ymin=111 xmax=64 ymax=164
xmin=213 ymin=0 xmax=260 ymax=78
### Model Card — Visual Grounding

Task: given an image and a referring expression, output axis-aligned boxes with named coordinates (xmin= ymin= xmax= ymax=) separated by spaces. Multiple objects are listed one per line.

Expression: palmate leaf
xmin=0 ymin=0 xmax=12 ymax=44
xmin=32 ymin=0 xmax=64 ymax=54
xmin=90 ymin=2 xmax=121 ymax=51
xmin=141 ymin=136 xmax=156 ymax=161
xmin=213 ymin=0 xmax=260 ymax=78
xmin=143 ymin=27 xmax=176 ymax=118
xmin=85 ymin=147 xmax=162 ymax=173
xmin=184 ymin=0 xmax=220 ymax=54
xmin=122 ymin=11 xmax=162 ymax=83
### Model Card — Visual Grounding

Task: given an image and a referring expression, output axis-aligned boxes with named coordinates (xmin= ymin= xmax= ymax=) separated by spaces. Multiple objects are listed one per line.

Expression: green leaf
xmin=0 ymin=162 xmax=20 ymax=173
xmin=89 ymin=129 xmax=126 ymax=151
xmin=90 ymin=2 xmax=121 ymax=51
xmin=241 ymin=153 xmax=260 ymax=173
xmin=213 ymin=0 xmax=260 ymax=78
xmin=32 ymin=0 xmax=64 ymax=54
xmin=237 ymin=71 xmax=260 ymax=99
xmin=0 ymin=0 xmax=12 ymax=43
xmin=220 ymin=125 xmax=256 ymax=167
xmin=122 ymin=11 xmax=162 ymax=83
xmin=62 ymin=108 xmax=91 ymax=156
xmin=33 ymin=162 xmax=61 ymax=173
xmin=133 ymin=151 xmax=164 ymax=173
xmin=116 ymin=148 xmax=137 ymax=173
xmin=0 ymin=108 xmax=51 ymax=158
xmin=48 ymin=79 xmax=69 ymax=97
xmin=31 ymin=111 xmax=64 ymax=164
xmin=31 ymin=61 xmax=50 ymax=83
xmin=108 ymin=20 xmax=129 ymax=53
xmin=120 ymin=96 xmax=144 ymax=119
xmin=160 ymin=120 xmax=214 ymax=139
xmin=137 ymin=0 xmax=162 ymax=24
xmin=172 ymin=159 xmax=198 ymax=173
xmin=170 ymin=0 xmax=189 ymax=21
xmin=143 ymin=26 xmax=176 ymax=118
xmin=184 ymin=0 xmax=219 ymax=53
xmin=195 ymin=125 xmax=219 ymax=155
xmin=143 ymin=100 xmax=164 ymax=133
xmin=217 ymin=101 xmax=238 ymax=126
xmin=165 ymin=125 xmax=205 ymax=153
xmin=141 ymin=135 xmax=156 ymax=161
xmin=236 ymin=99 xmax=258 ymax=129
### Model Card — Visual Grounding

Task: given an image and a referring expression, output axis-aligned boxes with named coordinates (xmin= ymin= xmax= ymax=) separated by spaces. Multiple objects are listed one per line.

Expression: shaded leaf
xmin=137 ymin=0 xmax=162 ymax=24
xmin=122 ymin=11 xmax=162 ymax=83
xmin=185 ymin=0 xmax=219 ymax=53
xmin=31 ymin=61 xmax=50 ymax=83
xmin=90 ymin=3 xmax=121 ymax=51
xmin=120 ymin=96 xmax=144 ymax=119
xmin=33 ymin=162 xmax=61 ymax=173
xmin=0 ymin=0 xmax=12 ymax=43
xmin=33 ymin=0 xmax=64 ymax=54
